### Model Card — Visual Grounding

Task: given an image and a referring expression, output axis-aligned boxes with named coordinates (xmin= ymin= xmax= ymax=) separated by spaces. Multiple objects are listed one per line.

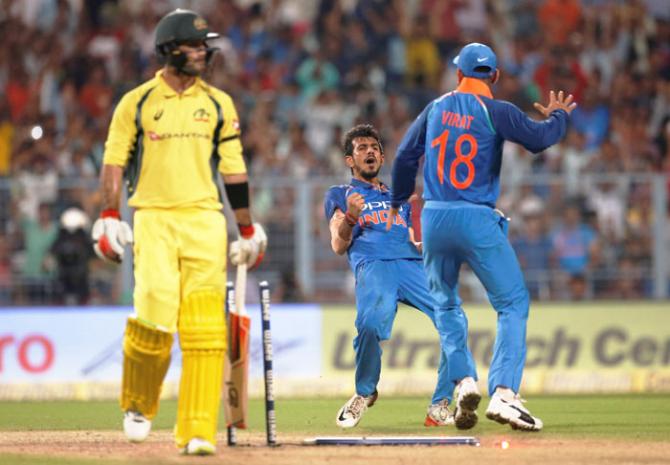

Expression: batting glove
xmin=91 ymin=209 xmax=133 ymax=264
xmin=229 ymin=223 xmax=267 ymax=270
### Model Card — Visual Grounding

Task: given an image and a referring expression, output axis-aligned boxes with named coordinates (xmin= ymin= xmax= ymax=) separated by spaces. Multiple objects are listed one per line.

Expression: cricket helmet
xmin=154 ymin=9 xmax=220 ymax=73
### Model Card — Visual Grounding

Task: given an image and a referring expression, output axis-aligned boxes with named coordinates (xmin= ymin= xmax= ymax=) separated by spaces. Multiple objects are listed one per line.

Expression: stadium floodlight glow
xmin=303 ymin=436 xmax=480 ymax=446
xmin=30 ymin=125 xmax=43 ymax=140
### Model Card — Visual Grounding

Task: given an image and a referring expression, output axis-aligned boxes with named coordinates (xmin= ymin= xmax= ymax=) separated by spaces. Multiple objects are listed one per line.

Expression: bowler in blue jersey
xmin=388 ymin=43 xmax=577 ymax=431
xmin=324 ymin=124 xmax=460 ymax=429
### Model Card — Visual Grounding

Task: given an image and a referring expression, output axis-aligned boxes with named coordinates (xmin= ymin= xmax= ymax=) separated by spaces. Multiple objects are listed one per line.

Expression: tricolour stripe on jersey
xmin=473 ymin=94 xmax=496 ymax=134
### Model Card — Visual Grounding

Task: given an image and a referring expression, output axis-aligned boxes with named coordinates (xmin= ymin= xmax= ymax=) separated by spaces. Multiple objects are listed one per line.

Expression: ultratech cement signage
xmin=322 ymin=302 xmax=670 ymax=394
xmin=0 ymin=305 xmax=323 ymax=400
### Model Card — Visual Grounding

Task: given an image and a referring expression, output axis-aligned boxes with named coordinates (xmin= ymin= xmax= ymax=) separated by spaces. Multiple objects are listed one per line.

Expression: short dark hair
xmin=343 ymin=124 xmax=383 ymax=156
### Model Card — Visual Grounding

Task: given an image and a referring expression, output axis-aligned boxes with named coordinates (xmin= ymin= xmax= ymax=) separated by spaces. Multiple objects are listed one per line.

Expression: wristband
xmin=101 ymin=209 xmax=120 ymax=219
xmin=345 ymin=211 xmax=358 ymax=227
xmin=239 ymin=223 xmax=255 ymax=238
xmin=225 ymin=181 xmax=250 ymax=210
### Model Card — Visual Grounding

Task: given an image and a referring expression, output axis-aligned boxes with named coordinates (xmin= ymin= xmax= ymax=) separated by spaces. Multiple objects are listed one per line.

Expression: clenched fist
xmin=346 ymin=192 xmax=365 ymax=223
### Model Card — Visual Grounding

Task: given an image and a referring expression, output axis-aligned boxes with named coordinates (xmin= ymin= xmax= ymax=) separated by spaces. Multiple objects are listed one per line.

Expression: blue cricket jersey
xmin=324 ymin=178 xmax=421 ymax=272
xmin=391 ymin=78 xmax=570 ymax=208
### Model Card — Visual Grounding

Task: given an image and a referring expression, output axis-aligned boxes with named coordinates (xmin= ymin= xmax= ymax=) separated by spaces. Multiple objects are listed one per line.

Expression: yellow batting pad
xmin=120 ymin=317 xmax=174 ymax=419
xmin=175 ymin=290 xmax=227 ymax=448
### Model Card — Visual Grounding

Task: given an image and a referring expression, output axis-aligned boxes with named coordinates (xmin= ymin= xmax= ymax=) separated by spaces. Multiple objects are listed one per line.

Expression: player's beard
xmin=359 ymin=166 xmax=380 ymax=181
xmin=180 ymin=61 xmax=205 ymax=77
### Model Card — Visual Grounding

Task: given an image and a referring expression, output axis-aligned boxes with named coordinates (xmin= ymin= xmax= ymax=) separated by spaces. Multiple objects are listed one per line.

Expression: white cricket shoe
xmin=336 ymin=391 xmax=378 ymax=428
xmin=424 ymin=399 xmax=455 ymax=427
xmin=453 ymin=377 xmax=481 ymax=430
xmin=123 ymin=411 xmax=151 ymax=443
xmin=485 ymin=388 xmax=543 ymax=431
xmin=181 ymin=437 xmax=216 ymax=456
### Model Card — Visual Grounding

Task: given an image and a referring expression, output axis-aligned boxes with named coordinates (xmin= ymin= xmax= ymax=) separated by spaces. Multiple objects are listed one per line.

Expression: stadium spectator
xmin=50 ymin=206 xmax=93 ymax=305
xmin=551 ymin=202 xmax=600 ymax=276
xmin=570 ymin=86 xmax=611 ymax=150
xmin=17 ymin=202 xmax=57 ymax=303
xmin=0 ymin=99 xmax=14 ymax=178
xmin=0 ymin=0 xmax=667 ymax=303
xmin=512 ymin=198 xmax=552 ymax=300
xmin=0 ymin=233 xmax=11 ymax=304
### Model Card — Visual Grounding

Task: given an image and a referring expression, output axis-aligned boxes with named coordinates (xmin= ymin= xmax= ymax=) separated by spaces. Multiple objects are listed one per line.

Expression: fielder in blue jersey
xmin=388 ymin=43 xmax=577 ymax=432
xmin=324 ymin=124 xmax=459 ymax=429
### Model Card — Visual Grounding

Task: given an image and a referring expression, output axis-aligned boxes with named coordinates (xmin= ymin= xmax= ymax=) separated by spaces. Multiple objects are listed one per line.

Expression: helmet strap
xmin=159 ymin=42 xmax=218 ymax=77
xmin=161 ymin=45 xmax=189 ymax=75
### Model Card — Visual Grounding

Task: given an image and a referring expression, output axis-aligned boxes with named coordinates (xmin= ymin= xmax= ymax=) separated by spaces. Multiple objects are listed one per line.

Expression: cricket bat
xmin=224 ymin=263 xmax=251 ymax=429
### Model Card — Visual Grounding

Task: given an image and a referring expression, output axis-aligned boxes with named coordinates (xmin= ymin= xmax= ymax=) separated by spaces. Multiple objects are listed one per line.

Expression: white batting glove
xmin=91 ymin=210 xmax=134 ymax=264
xmin=229 ymin=223 xmax=267 ymax=270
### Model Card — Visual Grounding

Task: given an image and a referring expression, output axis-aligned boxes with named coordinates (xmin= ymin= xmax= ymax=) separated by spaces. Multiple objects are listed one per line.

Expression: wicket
xmin=225 ymin=280 xmax=276 ymax=446
xmin=259 ymin=281 xmax=277 ymax=446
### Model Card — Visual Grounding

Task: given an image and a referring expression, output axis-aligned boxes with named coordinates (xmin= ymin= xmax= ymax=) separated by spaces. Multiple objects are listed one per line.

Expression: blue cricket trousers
xmin=353 ymin=258 xmax=454 ymax=403
xmin=421 ymin=200 xmax=530 ymax=395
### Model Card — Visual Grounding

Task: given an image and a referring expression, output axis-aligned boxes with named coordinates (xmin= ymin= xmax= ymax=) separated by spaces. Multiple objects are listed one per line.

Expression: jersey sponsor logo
xmin=193 ymin=108 xmax=210 ymax=122
xmin=361 ymin=200 xmax=403 ymax=212
xmin=232 ymin=119 xmax=240 ymax=132
xmin=356 ymin=200 xmax=408 ymax=227
xmin=147 ymin=131 xmax=210 ymax=141
xmin=359 ymin=210 xmax=407 ymax=228
xmin=153 ymin=109 xmax=164 ymax=121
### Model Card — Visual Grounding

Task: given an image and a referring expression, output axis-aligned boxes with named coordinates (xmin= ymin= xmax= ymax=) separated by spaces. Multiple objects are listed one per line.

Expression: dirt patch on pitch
xmin=1 ymin=431 xmax=669 ymax=465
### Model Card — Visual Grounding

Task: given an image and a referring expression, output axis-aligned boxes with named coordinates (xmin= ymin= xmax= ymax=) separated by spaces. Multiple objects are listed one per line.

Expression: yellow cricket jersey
xmin=103 ymin=70 xmax=247 ymax=209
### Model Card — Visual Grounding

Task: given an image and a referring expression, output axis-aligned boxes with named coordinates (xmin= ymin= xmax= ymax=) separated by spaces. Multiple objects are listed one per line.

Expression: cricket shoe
xmin=453 ymin=377 xmax=481 ymax=430
xmin=123 ymin=411 xmax=151 ymax=443
xmin=181 ymin=437 xmax=216 ymax=456
xmin=424 ymin=399 xmax=455 ymax=426
xmin=336 ymin=391 xmax=378 ymax=428
xmin=485 ymin=388 xmax=543 ymax=431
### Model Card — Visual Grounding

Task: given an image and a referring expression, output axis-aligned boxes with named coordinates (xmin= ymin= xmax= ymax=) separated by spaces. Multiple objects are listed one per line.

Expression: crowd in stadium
xmin=0 ymin=0 xmax=668 ymax=305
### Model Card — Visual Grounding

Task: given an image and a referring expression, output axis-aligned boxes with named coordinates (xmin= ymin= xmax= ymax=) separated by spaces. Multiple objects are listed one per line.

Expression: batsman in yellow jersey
xmin=91 ymin=8 xmax=267 ymax=456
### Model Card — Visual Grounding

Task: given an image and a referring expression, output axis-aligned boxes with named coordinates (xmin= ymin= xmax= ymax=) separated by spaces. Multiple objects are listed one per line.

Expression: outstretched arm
xmin=488 ymin=90 xmax=577 ymax=153
xmin=391 ymin=104 xmax=431 ymax=208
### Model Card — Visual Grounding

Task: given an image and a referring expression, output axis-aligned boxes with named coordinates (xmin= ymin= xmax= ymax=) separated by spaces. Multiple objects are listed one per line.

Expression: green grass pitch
xmin=1 ymin=394 xmax=669 ymax=440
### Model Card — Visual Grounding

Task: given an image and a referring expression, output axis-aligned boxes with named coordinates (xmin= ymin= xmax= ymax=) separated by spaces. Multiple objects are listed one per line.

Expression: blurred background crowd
xmin=0 ymin=0 xmax=668 ymax=305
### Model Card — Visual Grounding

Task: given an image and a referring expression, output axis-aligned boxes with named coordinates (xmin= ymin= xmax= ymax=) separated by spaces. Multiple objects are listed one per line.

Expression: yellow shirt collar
xmin=155 ymin=69 xmax=205 ymax=97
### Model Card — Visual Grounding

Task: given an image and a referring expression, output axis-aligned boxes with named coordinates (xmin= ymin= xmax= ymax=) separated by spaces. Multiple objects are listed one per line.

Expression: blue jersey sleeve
xmin=391 ymin=103 xmax=432 ymax=208
xmin=485 ymin=99 xmax=569 ymax=153
xmin=324 ymin=185 xmax=347 ymax=221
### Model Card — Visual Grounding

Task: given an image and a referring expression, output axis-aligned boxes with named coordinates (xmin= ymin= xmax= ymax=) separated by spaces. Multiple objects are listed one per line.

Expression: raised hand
xmin=533 ymin=90 xmax=577 ymax=117
xmin=346 ymin=193 xmax=365 ymax=220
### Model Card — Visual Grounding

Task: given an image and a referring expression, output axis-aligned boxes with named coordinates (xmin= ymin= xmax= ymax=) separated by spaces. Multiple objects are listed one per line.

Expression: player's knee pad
xmin=120 ymin=316 xmax=174 ymax=419
xmin=175 ymin=290 xmax=226 ymax=447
